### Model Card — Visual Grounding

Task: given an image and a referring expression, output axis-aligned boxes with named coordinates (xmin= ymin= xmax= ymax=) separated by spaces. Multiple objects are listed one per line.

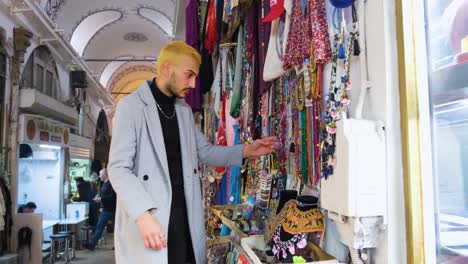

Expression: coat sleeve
xmin=192 ymin=113 xmax=244 ymax=167
xmin=108 ymin=100 xmax=157 ymax=221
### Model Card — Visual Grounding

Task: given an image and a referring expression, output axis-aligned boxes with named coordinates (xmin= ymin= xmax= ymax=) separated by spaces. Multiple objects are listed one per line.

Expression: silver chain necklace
xmin=156 ymin=102 xmax=176 ymax=119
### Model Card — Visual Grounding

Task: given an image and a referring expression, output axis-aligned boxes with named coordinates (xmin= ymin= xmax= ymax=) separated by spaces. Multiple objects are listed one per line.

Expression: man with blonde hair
xmin=108 ymin=41 xmax=277 ymax=263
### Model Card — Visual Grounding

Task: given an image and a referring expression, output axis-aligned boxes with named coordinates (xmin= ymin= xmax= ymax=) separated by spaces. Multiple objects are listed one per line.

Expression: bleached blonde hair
xmin=156 ymin=41 xmax=201 ymax=76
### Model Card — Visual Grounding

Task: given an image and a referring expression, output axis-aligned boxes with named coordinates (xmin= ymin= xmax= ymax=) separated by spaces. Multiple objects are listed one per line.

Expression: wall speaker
xmin=70 ymin=70 xmax=88 ymax=88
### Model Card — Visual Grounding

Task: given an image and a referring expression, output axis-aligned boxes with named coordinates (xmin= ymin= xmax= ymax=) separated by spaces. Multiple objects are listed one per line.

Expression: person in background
xmin=17 ymin=202 xmax=36 ymax=213
xmin=83 ymin=168 xmax=116 ymax=250
xmin=75 ymin=177 xmax=93 ymax=203
xmin=74 ymin=177 xmax=99 ymax=225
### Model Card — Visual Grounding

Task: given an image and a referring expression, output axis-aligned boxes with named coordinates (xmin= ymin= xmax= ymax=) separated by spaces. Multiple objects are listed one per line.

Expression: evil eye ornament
xmin=326 ymin=126 xmax=337 ymax=134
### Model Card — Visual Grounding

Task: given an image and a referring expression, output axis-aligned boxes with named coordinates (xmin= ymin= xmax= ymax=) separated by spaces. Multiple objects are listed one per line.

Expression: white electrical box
xmin=320 ymin=114 xmax=386 ymax=218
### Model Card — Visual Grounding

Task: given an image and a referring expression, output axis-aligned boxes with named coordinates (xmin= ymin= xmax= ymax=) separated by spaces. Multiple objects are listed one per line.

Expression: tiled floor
xmin=54 ymin=234 xmax=115 ymax=264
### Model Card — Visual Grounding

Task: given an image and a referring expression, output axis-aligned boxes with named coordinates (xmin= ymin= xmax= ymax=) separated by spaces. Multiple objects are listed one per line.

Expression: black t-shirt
xmin=149 ymin=79 xmax=195 ymax=263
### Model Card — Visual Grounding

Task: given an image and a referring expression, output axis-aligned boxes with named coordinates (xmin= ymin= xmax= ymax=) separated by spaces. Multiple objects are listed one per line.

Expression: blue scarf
xmin=228 ymin=124 xmax=242 ymax=205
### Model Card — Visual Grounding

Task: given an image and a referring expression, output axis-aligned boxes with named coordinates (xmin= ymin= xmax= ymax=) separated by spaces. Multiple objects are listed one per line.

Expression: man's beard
xmin=166 ymin=72 xmax=189 ymax=98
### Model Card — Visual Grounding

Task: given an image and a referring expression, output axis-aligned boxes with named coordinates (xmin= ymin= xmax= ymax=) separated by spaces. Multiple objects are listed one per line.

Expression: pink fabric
xmin=225 ymin=91 xmax=237 ymax=146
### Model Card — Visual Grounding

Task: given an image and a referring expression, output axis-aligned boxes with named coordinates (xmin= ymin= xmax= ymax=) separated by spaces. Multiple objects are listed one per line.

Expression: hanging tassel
xmin=338 ymin=43 xmax=345 ymax=59
xmin=353 ymin=37 xmax=361 ymax=56
xmin=289 ymin=142 xmax=295 ymax=153
xmin=352 ymin=3 xmax=361 ymax=56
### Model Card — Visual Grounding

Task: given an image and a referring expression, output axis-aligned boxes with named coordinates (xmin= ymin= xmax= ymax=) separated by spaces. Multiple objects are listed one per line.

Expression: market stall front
xmin=17 ymin=114 xmax=70 ymax=220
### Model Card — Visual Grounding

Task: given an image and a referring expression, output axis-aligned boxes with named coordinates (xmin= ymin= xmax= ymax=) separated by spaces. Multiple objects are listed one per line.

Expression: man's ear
xmin=160 ymin=61 xmax=171 ymax=76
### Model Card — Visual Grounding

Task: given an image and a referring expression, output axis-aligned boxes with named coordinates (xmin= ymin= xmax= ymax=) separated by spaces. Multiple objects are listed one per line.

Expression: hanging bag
xmin=263 ymin=0 xmax=291 ymax=83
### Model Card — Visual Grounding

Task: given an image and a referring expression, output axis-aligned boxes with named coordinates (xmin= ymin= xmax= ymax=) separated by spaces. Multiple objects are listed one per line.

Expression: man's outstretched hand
xmin=243 ymin=136 xmax=279 ymax=159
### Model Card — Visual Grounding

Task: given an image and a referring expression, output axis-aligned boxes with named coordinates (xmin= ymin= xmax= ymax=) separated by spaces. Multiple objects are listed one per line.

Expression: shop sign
xmin=20 ymin=114 xmax=71 ymax=147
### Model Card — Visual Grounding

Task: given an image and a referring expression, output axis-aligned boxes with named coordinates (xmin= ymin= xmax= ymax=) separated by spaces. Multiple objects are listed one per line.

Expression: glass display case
xmin=425 ymin=0 xmax=468 ymax=260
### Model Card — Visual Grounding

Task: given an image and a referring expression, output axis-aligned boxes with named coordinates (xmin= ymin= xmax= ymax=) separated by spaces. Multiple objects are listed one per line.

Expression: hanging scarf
xmin=299 ymin=108 xmax=308 ymax=185
xmin=228 ymin=124 xmax=242 ymax=204
xmin=283 ymin=0 xmax=312 ymax=70
xmin=258 ymin=0 xmax=272 ymax=94
xmin=184 ymin=0 xmax=202 ymax=110
xmin=205 ymin=0 xmax=218 ymax=54
xmin=216 ymin=171 xmax=228 ymax=205
xmin=230 ymin=23 xmax=244 ymax=118
xmin=212 ymin=57 xmax=222 ymax=118
xmin=306 ymin=105 xmax=314 ymax=185
xmin=309 ymin=0 xmax=332 ymax=63
xmin=245 ymin=1 xmax=260 ymax=139
xmin=215 ymin=92 xmax=228 ymax=176
xmin=329 ymin=0 xmax=354 ymax=8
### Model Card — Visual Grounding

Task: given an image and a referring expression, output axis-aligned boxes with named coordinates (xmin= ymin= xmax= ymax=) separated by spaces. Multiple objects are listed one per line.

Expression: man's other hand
xmin=135 ymin=211 xmax=167 ymax=250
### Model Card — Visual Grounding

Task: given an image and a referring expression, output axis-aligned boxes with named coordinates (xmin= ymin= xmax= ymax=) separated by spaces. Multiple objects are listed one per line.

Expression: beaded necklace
xmin=280 ymin=78 xmax=288 ymax=175
xmin=291 ymin=78 xmax=301 ymax=183
xmin=240 ymin=17 xmax=254 ymax=145
xmin=299 ymin=106 xmax=308 ymax=185
xmin=321 ymin=7 xmax=358 ymax=179
xmin=306 ymin=105 xmax=314 ymax=185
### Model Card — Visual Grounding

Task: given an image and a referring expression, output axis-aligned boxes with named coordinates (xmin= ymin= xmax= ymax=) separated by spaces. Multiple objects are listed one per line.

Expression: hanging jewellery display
xmin=271 ymin=225 xmax=308 ymax=259
xmin=280 ymin=201 xmax=324 ymax=234
xmin=294 ymin=74 xmax=305 ymax=112
xmin=321 ymin=5 xmax=359 ymax=179
xmin=269 ymin=199 xmax=324 ymax=260
xmin=308 ymin=0 xmax=332 ymax=186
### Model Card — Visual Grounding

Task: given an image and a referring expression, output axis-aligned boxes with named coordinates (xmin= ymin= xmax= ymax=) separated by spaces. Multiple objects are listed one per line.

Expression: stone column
xmin=6 ymin=27 xmax=32 ymax=251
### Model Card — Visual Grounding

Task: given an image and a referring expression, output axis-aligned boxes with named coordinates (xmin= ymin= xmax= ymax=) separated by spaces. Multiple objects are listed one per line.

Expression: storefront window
xmin=425 ymin=0 xmax=468 ymax=260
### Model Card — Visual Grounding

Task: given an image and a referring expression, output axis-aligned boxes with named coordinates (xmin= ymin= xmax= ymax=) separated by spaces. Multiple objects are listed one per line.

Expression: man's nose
xmin=188 ymin=77 xmax=196 ymax=88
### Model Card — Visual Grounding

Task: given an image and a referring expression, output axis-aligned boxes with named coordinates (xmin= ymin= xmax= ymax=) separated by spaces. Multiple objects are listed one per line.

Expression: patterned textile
xmin=309 ymin=0 xmax=331 ymax=62
xmin=283 ymin=0 xmax=312 ymax=69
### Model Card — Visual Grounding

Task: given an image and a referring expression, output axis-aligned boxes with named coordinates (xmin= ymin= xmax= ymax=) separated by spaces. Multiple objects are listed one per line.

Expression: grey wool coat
xmin=108 ymin=81 xmax=244 ymax=263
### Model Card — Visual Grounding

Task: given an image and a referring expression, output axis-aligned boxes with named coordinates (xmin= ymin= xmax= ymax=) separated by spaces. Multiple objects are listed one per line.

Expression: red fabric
xmin=283 ymin=0 xmax=312 ymax=69
xmin=205 ymin=0 xmax=218 ymax=55
xmin=215 ymin=92 xmax=227 ymax=175
xmin=263 ymin=0 xmax=286 ymax=23
xmin=309 ymin=0 xmax=331 ymax=63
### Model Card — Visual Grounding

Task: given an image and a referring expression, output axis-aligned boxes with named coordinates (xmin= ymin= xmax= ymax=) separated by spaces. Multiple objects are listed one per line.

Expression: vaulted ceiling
xmin=40 ymin=0 xmax=187 ymax=102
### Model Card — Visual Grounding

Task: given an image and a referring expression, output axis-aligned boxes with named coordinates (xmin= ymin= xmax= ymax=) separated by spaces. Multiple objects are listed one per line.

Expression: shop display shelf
xmin=207 ymin=235 xmax=231 ymax=247
xmin=240 ymin=235 xmax=337 ymax=264
xmin=211 ymin=205 xmax=249 ymax=239
xmin=432 ymin=61 xmax=468 ymax=95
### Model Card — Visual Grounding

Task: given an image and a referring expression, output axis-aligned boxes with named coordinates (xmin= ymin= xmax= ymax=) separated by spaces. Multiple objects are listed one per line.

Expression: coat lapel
xmin=138 ymin=82 xmax=170 ymax=180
